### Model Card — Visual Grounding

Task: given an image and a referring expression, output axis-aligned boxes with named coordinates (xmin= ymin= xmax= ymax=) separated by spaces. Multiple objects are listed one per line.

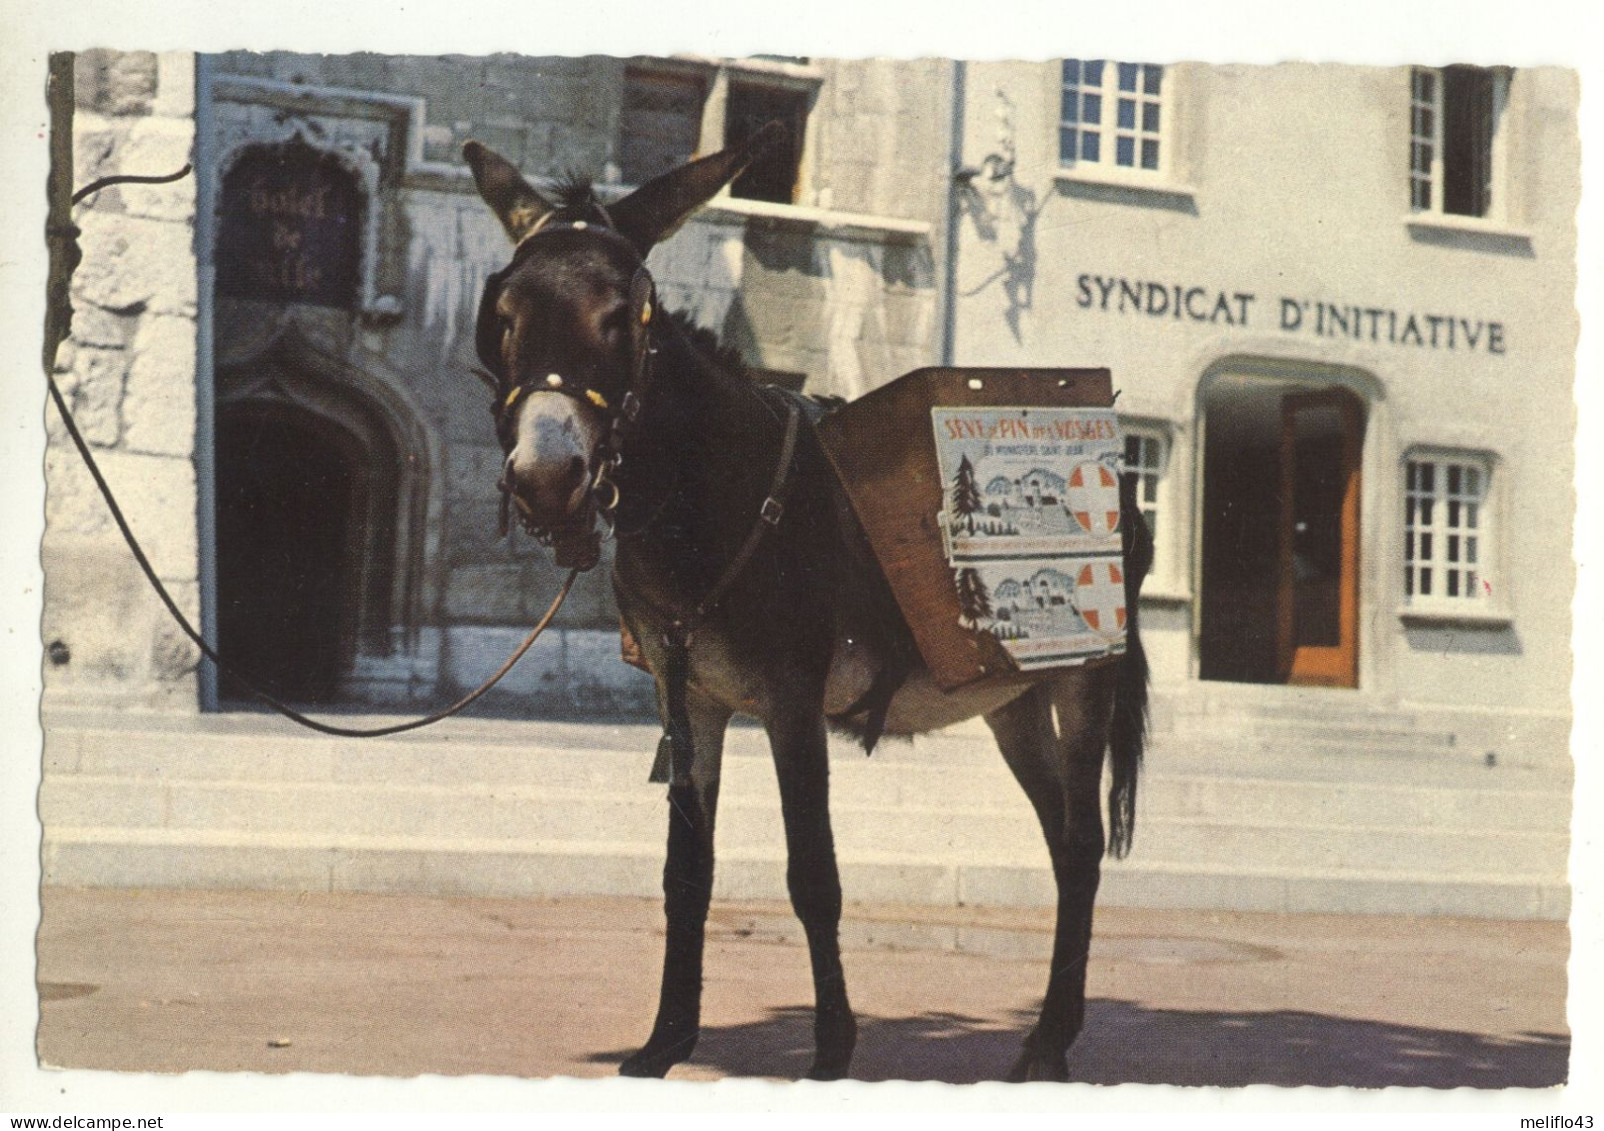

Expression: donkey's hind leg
xmin=620 ymin=690 xmax=731 ymax=1078
xmin=767 ymin=708 xmax=857 ymax=1080
xmin=984 ymin=665 xmax=1119 ymax=1082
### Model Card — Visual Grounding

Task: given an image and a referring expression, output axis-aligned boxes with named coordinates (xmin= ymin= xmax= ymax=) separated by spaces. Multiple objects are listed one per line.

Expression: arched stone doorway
xmin=211 ymin=338 xmax=429 ymax=705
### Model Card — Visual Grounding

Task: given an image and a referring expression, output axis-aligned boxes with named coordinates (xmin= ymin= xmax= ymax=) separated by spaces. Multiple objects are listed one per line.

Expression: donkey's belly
xmin=824 ymin=637 xmax=1034 ymax=735
xmin=880 ymin=670 xmax=1036 ymax=735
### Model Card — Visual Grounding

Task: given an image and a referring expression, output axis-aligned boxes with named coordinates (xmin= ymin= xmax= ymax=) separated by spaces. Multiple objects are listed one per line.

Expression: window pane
xmin=1406 ymin=530 xmax=1415 ymax=560
xmin=1466 ymin=467 xmax=1480 ymax=494
xmin=1448 ymin=571 xmax=1460 ymax=597
xmin=1118 ymin=98 xmax=1136 ymax=129
xmin=1448 ymin=464 xmax=1461 ymax=493
xmin=1143 ymin=475 xmax=1156 ymax=503
xmin=1448 ymin=499 xmax=1460 ymax=527
xmin=1406 ymin=496 xmax=1416 ymax=524
xmin=1421 ymin=568 xmax=1432 ymax=595
xmin=1467 ymin=536 xmax=1477 ymax=564
xmin=1084 ymin=60 xmax=1104 ymax=86
xmin=1448 ymin=535 xmax=1460 ymax=562
xmin=1144 ymin=65 xmax=1163 ymax=95
xmin=1141 ymin=139 xmax=1159 ymax=169
xmin=1083 ymin=93 xmax=1102 ymax=124
xmin=1420 ymin=463 xmax=1434 ymax=491
xmin=1143 ymin=102 xmax=1161 ymax=131
xmin=1441 ymin=66 xmax=1496 ymax=218
xmin=1118 ymin=62 xmax=1138 ymax=91
xmin=1466 ymin=502 xmax=1477 ymax=529
xmin=1407 ymin=461 xmax=1418 ymax=489
xmin=1081 ymin=132 xmax=1100 ymax=162
xmin=725 ymin=82 xmax=807 ymax=203
xmin=1405 ymin=566 xmax=1414 ymax=596
xmin=1421 ymin=533 xmax=1433 ymax=560
xmin=1421 ymin=498 xmax=1433 ymax=525
xmin=1060 ymin=127 xmax=1077 ymax=164
xmin=1064 ymin=59 xmax=1081 ymax=84
xmin=1125 ymin=435 xmax=1139 ymax=463
xmin=1116 ymin=135 xmax=1134 ymax=166
xmin=1062 ymin=89 xmax=1078 ymax=123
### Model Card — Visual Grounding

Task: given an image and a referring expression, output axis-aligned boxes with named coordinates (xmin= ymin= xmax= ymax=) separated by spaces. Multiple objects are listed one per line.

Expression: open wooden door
xmin=1276 ymin=390 xmax=1363 ymax=687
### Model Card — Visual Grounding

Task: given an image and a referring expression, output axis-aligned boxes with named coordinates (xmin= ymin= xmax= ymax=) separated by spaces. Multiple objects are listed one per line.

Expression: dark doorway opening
xmin=215 ymin=404 xmax=365 ymax=703
xmin=1199 ymin=377 xmax=1365 ymax=687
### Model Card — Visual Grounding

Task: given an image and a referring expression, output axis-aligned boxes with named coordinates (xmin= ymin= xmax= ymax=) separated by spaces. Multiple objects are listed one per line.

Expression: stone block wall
xmin=43 ymin=51 xmax=200 ymax=710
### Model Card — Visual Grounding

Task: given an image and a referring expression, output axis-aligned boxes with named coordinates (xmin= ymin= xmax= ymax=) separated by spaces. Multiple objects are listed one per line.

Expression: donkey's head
xmin=465 ymin=124 xmax=784 ymax=568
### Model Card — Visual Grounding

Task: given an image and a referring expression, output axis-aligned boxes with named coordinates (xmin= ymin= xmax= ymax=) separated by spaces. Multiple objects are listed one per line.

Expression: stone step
xmin=41 ymin=771 xmax=1567 ymax=879
xmin=42 ymin=742 xmax=1564 ymax=840
xmin=47 ymin=720 xmax=1559 ymax=825
xmin=40 ymin=715 xmax=1571 ymax=919
xmin=41 ymin=825 xmax=1568 ymax=921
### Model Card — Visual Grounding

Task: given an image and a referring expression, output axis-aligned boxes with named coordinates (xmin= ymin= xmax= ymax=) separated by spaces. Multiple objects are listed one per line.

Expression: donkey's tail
xmin=1107 ymin=472 xmax=1154 ymax=859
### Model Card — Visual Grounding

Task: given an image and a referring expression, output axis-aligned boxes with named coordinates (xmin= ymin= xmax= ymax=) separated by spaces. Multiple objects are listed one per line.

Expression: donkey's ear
xmin=611 ymin=121 xmax=788 ymax=254
xmin=463 ymin=140 xmax=555 ymax=243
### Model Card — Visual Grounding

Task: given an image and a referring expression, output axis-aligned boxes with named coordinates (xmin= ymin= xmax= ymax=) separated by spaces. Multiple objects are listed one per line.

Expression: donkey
xmin=462 ymin=122 xmax=1151 ymax=1083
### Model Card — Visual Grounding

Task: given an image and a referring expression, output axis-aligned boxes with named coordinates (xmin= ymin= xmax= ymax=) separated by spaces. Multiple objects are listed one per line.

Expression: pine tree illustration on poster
xmin=954 ymin=566 xmax=992 ymax=626
xmin=952 ymin=453 xmax=983 ymax=535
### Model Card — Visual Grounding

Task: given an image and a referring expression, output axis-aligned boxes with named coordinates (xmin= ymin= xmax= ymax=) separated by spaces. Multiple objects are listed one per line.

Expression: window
xmin=620 ymin=67 xmax=709 ymax=186
xmin=1409 ymin=66 xmax=1509 ymax=218
xmin=1060 ymin=60 xmax=1165 ymax=175
xmin=1123 ymin=428 xmax=1166 ymax=549
xmin=618 ymin=57 xmax=818 ymax=202
xmin=1405 ymin=455 xmax=1492 ymax=602
xmin=724 ymin=81 xmax=808 ymax=204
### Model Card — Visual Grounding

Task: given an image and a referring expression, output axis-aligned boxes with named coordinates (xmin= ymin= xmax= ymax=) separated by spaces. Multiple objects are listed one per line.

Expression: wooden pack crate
xmin=815 ymin=367 xmax=1118 ymax=692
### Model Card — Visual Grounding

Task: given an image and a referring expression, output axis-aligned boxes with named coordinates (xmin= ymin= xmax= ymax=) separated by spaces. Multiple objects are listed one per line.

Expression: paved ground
xmin=33 ymin=886 xmax=1568 ymax=1089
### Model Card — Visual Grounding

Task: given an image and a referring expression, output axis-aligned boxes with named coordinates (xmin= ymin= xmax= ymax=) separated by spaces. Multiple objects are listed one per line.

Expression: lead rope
xmin=45 ymin=367 xmax=580 ymax=740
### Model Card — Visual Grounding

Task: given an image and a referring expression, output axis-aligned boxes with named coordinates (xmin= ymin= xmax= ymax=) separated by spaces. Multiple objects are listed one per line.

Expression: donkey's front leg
xmin=767 ymin=708 xmax=856 ymax=1080
xmin=620 ymin=690 xmax=731 ymax=1078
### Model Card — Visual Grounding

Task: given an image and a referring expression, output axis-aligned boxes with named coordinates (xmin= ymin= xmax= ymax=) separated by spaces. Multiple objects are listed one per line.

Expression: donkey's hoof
xmin=618 ymin=1053 xmax=670 ymax=1079
xmin=619 ymin=1037 xmax=694 ymax=1079
xmin=804 ymin=1052 xmax=852 ymax=1082
xmin=1005 ymin=1048 xmax=1069 ymax=1083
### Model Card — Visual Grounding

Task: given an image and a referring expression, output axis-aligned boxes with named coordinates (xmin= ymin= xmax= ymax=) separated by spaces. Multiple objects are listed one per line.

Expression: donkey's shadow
xmin=588 ymin=999 xmax=1568 ymax=1088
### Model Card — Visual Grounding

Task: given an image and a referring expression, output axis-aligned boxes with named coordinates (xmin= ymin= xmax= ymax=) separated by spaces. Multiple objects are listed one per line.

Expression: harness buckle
xmin=760 ymin=497 xmax=785 ymax=526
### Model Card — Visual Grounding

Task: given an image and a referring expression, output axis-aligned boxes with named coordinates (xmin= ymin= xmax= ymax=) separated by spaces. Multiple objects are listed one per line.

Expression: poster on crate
xmin=932 ymin=406 xmax=1128 ymax=670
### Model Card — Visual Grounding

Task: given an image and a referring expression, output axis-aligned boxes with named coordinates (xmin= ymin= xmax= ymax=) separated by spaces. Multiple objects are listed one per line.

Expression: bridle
xmin=473 ymin=202 xmax=808 ymax=787
xmin=476 ymin=205 xmax=659 ymax=568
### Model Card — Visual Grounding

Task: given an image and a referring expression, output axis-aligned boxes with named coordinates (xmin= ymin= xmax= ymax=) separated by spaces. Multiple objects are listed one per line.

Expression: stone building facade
xmin=45 ymin=50 xmax=951 ymax=714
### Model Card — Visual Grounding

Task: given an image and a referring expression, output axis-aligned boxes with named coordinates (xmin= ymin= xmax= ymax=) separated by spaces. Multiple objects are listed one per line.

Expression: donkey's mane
xmin=548 ymin=173 xmax=599 ymax=214
xmin=667 ymin=311 xmax=750 ymax=378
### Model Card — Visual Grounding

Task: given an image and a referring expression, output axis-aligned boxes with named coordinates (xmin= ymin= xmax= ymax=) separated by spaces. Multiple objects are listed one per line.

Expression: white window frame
xmin=1121 ymin=421 xmax=1180 ymax=595
xmin=1407 ymin=65 xmax=1512 ymax=225
xmin=1058 ymin=59 xmax=1170 ymax=185
xmin=1402 ymin=449 xmax=1504 ymax=619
